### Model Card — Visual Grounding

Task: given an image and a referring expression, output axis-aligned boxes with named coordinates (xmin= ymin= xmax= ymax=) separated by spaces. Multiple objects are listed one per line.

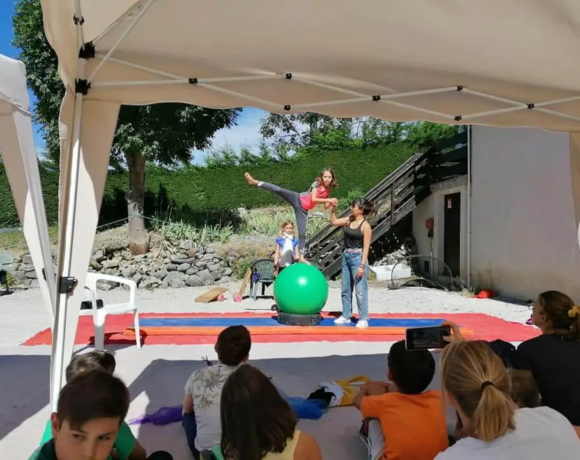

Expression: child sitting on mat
xmin=353 ymin=340 xmax=448 ymax=460
xmin=182 ymin=325 xmax=251 ymax=459
xmin=32 ymin=370 xmax=173 ymax=460
xmin=273 ymin=220 xmax=299 ymax=276
xmin=38 ymin=350 xmax=151 ymax=460
xmin=454 ymin=368 xmax=542 ymax=441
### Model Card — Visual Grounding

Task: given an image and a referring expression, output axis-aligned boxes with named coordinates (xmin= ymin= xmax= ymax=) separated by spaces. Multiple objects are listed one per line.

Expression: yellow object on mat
xmin=321 ymin=375 xmax=370 ymax=407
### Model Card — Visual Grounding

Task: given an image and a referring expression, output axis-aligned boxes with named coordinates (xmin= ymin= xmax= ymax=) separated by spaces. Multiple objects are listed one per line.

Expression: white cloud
xmin=191 ymin=108 xmax=267 ymax=165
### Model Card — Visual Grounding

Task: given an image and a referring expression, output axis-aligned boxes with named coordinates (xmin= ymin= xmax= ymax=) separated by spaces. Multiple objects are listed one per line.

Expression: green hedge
xmin=0 ymin=143 xmax=414 ymax=227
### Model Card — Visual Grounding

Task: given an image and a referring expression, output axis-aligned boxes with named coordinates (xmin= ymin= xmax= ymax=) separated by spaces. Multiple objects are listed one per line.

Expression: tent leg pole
xmin=50 ymin=93 xmax=84 ymax=411
xmin=467 ymin=125 xmax=472 ymax=287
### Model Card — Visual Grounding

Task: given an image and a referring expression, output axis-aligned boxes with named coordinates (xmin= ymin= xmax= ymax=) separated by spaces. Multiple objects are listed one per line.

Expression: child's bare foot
xmin=299 ymin=255 xmax=311 ymax=265
xmin=244 ymin=172 xmax=258 ymax=186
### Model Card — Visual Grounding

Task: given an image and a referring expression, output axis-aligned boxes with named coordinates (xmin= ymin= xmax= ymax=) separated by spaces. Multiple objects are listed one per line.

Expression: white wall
xmin=470 ymin=126 xmax=580 ymax=300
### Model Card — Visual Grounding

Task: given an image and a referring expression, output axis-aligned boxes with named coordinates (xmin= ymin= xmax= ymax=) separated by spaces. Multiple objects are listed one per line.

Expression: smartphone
xmin=405 ymin=325 xmax=451 ymax=351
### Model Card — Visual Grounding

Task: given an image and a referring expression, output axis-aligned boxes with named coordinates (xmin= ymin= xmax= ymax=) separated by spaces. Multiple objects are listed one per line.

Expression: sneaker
xmin=356 ymin=320 xmax=369 ymax=329
xmin=334 ymin=316 xmax=351 ymax=325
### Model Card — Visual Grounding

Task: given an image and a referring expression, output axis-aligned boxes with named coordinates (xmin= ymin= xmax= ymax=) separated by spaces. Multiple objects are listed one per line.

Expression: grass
xmin=240 ymin=207 xmax=329 ymax=238
xmin=0 ymin=226 xmax=58 ymax=254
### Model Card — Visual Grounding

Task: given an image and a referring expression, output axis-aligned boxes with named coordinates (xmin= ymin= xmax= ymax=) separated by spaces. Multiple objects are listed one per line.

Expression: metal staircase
xmin=306 ymin=131 xmax=468 ymax=278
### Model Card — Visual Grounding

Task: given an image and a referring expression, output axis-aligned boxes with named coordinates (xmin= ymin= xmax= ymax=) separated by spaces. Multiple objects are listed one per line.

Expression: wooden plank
xmin=430 ymin=146 xmax=468 ymax=165
xmin=233 ymin=268 xmax=252 ymax=302
xmin=195 ymin=287 xmax=228 ymax=304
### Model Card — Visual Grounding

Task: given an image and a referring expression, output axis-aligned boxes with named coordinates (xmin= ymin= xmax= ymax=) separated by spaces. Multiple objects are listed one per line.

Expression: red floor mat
xmin=23 ymin=312 xmax=539 ymax=346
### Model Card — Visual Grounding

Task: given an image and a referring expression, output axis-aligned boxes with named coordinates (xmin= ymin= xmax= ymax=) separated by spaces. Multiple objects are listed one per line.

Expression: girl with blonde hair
xmin=436 ymin=340 xmax=580 ymax=459
xmin=273 ymin=221 xmax=299 ymax=276
xmin=245 ymin=168 xmax=338 ymax=262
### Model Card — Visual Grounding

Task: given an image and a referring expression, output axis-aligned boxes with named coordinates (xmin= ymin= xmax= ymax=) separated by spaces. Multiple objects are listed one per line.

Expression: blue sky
xmin=0 ymin=1 xmax=265 ymax=165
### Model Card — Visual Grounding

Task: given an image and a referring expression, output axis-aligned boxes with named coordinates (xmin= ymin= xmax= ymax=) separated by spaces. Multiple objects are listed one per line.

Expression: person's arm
xmin=353 ymin=387 xmax=369 ymax=410
xmin=441 ymin=320 xmax=465 ymax=343
xmin=311 ymin=186 xmax=338 ymax=206
xmin=127 ymin=440 xmax=147 ymax=460
xmin=183 ymin=393 xmax=194 ymax=414
xmin=293 ymin=432 xmax=322 ymax=460
xmin=273 ymin=243 xmax=280 ymax=268
xmin=329 ymin=207 xmax=350 ymax=227
xmin=356 ymin=222 xmax=372 ymax=278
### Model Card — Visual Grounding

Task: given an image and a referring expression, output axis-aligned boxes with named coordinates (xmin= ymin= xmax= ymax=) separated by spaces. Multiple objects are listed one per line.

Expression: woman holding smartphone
xmin=329 ymin=198 xmax=374 ymax=329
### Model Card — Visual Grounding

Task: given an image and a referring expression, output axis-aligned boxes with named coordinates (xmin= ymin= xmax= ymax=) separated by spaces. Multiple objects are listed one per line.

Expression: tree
xmin=239 ymin=146 xmax=260 ymax=166
xmin=260 ymin=113 xmax=351 ymax=151
xmin=13 ymin=0 xmax=240 ymax=254
xmin=257 ymin=140 xmax=274 ymax=165
xmin=406 ymin=122 xmax=458 ymax=150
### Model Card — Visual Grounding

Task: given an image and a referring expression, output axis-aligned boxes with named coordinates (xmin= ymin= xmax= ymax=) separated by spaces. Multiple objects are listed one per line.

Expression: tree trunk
xmin=126 ymin=151 xmax=150 ymax=255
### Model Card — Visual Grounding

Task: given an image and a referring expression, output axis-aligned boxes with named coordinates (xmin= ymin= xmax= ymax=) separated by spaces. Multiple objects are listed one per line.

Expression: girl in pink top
xmin=244 ymin=169 xmax=338 ymax=262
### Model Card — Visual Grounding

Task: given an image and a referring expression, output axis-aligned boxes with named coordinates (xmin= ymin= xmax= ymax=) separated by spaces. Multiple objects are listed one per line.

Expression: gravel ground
xmin=0 ymin=282 xmax=531 ymax=345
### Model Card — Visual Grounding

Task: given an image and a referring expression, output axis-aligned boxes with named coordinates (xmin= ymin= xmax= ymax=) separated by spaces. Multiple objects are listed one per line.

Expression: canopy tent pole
xmin=86 ymin=0 xmax=157 ymax=84
xmin=51 ymin=91 xmax=84 ymax=411
xmin=466 ymin=125 xmax=472 ymax=286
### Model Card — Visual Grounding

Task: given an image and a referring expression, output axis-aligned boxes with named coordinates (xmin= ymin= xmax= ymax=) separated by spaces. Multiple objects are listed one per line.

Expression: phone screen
xmin=405 ymin=325 xmax=451 ymax=351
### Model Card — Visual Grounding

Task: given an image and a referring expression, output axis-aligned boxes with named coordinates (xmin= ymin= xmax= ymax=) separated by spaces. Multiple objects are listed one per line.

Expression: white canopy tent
xmin=0 ymin=56 xmax=57 ymax=355
xmin=37 ymin=0 xmax=580 ymax=408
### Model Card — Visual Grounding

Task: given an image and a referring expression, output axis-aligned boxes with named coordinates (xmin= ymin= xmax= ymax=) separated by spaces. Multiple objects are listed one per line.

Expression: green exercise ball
xmin=274 ymin=263 xmax=329 ymax=315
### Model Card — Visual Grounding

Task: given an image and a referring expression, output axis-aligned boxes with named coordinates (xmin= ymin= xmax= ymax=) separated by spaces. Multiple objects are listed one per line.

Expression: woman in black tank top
xmin=329 ymin=198 xmax=374 ymax=329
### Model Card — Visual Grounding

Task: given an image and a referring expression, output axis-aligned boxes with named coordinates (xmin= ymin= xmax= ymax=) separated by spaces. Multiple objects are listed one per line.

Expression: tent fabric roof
xmin=0 ymin=54 xmax=56 ymax=319
xmin=36 ymin=0 xmax=580 ymax=411
xmin=41 ymin=0 xmax=580 ymax=131
xmin=0 ymin=54 xmax=30 ymax=116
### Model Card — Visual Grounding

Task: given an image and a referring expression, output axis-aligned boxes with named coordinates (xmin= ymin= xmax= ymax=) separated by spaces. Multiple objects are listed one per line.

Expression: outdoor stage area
xmin=0 ymin=282 xmax=536 ymax=459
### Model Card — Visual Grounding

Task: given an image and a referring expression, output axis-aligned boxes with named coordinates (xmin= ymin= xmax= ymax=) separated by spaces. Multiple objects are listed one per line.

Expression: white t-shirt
xmin=436 ymin=407 xmax=580 ymax=460
xmin=184 ymin=363 xmax=239 ymax=451
xmin=279 ymin=235 xmax=295 ymax=267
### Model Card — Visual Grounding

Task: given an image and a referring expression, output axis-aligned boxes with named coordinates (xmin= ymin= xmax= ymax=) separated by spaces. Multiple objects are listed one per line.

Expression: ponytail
xmin=441 ymin=341 xmax=516 ymax=443
xmin=537 ymin=291 xmax=580 ymax=340
xmin=470 ymin=382 xmax=516 ymax=442
xmin=568 ymin=305 xmax=580 ymax=340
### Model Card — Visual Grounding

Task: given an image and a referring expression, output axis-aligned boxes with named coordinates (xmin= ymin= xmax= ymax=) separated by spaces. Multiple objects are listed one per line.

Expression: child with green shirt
xmin=32 ymin=351 xmax=172 ymax=460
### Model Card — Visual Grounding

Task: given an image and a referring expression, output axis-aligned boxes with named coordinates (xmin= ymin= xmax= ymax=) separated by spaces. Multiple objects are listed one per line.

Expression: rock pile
xmin=88 ymin=241 xmax=232 ymax=290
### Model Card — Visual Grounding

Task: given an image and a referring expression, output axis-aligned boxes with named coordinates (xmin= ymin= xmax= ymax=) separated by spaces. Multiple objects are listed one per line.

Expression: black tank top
xmin=343 ymin=219 xmax=365 ymax=249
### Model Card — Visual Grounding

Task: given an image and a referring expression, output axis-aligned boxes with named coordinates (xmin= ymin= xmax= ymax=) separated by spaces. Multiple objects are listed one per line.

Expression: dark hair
xmin=388 ymin=340 xmax=435 ymax=394
xmin=537 ymin=291 xmax=580 ymax=340
xmin=57 ymin=370 xmax=130 ymax=430
xmin=509 ymin=369 xmax=541 ymax=408
xmin=315 ymin=168 xmax=338 ymax=189
xmin=215 ymin=325 xmax=252 ymax=366
xmin=65 ymin=350 xmax=116 ymax=382
xmin=350 ymin=198 xmax=375 ymax=217
xmin=220 ymin=365 xmax=296 ymax=460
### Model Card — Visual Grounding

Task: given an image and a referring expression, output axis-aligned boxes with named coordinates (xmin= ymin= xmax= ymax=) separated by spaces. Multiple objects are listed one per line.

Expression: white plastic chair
xmin=80 ymin=273 xmax=141 ymax=350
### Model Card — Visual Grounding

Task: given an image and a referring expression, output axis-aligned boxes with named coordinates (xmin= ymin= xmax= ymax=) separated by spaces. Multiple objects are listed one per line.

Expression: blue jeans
xmin=182 ymin=412 xmax=200 ymax=459
xmin=341 ymin=250 xmax=369 ymax=321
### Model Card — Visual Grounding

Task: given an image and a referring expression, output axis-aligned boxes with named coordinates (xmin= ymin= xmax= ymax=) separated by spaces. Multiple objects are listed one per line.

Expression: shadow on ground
xmin=127 ymin=355 xmax=398 ymax=459
xmin=0 ymin=350 xmax=454 ymax=460
xmin=0 ymin=354 xmax=50 ymax=442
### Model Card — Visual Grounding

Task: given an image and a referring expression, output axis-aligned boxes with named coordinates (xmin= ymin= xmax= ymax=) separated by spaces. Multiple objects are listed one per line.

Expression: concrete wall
xmin=412 ymin=126 xmax=580 ymax=301
xmin=470 ymin=127 xmax=580 ymax=300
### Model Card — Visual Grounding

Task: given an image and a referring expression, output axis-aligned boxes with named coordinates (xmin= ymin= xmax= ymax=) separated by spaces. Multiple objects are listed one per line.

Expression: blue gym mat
xmin=136 ymin=317 xmax=446 ymax=328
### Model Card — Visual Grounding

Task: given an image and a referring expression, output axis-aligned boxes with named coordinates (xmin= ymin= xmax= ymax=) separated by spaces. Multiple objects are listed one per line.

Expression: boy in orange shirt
xmin=353 ymin=340 xmax=448 ymax=460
